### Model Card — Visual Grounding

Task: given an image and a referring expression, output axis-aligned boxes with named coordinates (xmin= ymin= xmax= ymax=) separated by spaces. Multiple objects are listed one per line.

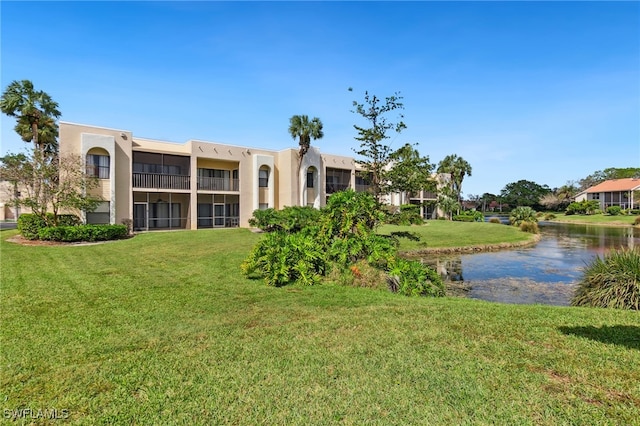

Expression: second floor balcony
xmin=197 ymin=176 xmax=239 ymax=191
xmin=133 ymin=173 xmax=190 ymax=190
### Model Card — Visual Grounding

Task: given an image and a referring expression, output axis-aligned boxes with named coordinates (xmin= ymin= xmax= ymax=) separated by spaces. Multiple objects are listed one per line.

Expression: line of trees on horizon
xmin=464 ymin=167 xmax=640 ymax=212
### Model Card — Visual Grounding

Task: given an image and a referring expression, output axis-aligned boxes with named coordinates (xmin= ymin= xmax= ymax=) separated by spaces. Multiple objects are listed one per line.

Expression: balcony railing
xmin=197 ymin=177 xmax=239 ymax=191
xmin=326 ymin=183 xmax=350 ymax=194
xmin=133 ymin=173 xmax=190 ymax=190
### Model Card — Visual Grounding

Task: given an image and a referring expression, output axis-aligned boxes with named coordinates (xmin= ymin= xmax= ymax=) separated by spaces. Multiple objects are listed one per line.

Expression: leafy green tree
xmin=288 ymin=114 xmax=324 ymax=205
xmin=351 ymin=89 xmax=406 ymax=201
xmin=1 ymin=80 xmax=61 ymax=155
xmin=579 ymin=168 xmax=640 ymax=190
xmin=480 ymin=193 xmax=498 ymax=212
xmin=437 ymin=154 xmax=472 ymax=206
xmin=0 ymin=153 xmax=30 ymax=218
xmin=500 ymin=180 xmax=551 ymax=210
xmin=385 ymin=143 xmax=434 ymax=204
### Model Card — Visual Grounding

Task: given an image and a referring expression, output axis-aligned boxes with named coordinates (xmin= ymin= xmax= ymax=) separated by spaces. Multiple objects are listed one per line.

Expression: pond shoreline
xmin=547 ymin=219 xmax=637 ymax=228
xmin=400 ymin=233 xmax=541 ymax=255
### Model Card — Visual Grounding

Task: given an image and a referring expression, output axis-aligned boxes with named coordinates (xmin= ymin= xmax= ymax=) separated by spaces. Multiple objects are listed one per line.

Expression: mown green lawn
xmin=379 ymin=220 xmax=536 ymax=251
xmin=1 ymin=228 xmax=639 ymax=424
xmin=548 ymin=213 xmax=637 ymax=226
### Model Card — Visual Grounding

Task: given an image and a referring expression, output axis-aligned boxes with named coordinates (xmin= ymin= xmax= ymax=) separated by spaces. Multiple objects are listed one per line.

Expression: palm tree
xmin=437 ymin=154 xmax=472 ymax=206
xmin=288 ymin=115 xmax=324 ymax=205
xmin=556 ymin=183 xmax=578 ymax=207
xmin=437 ymin=193 xmax=459 ymax=220
xmin=1 ymin=80 xmax=61 ymax=156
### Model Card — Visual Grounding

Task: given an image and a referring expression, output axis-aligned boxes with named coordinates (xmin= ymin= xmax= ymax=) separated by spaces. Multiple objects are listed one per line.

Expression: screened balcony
xmin=326 ymin=168 xmax=351 ymax=194
xmin=197 ymin=168 xmax=239 ymax=191
xmin=132 ymin=152 xmax=190 ymax=190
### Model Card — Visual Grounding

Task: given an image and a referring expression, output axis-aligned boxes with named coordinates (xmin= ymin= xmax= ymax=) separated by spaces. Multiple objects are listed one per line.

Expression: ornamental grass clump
xmin=572 ymin=248 xmax=640 ymax=310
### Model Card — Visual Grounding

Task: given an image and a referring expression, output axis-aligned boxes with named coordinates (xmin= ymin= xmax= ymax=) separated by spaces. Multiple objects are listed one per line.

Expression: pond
xmin=413 ymin=222 xmax=640 ymax=306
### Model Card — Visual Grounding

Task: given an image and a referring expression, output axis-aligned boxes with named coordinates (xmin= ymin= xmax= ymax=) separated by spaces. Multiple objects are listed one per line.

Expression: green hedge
xmin=17 ymin=214 xmax=48 ymax=240
xmin=38 ymin=224 xmax=128 ymax=242
xmin=452 ymin=210 xmax=484 ymax=222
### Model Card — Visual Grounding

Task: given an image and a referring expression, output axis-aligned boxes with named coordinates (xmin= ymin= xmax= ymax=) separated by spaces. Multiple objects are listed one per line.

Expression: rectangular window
xmin=306 ymin=172 xmax=314 ymax=188
xmin=86 ymin=201 xmax=110 ymax=224
xmin=87 ymin=154 xmax=110 ymax=179
xmin=259 ymin=203 xmax=269 ymax=210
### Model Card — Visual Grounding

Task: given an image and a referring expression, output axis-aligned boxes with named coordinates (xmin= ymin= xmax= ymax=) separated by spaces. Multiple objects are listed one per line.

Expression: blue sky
xmin=2 ymin=1 xmax=639 ymax=196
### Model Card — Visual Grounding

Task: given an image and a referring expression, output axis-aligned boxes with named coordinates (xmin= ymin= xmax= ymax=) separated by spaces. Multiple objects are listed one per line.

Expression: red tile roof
xmin=585 ymin=178 xmax=640 ymax=193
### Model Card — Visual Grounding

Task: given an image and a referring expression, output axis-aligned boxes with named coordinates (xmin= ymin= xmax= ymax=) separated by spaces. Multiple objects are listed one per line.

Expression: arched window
xmin=86 ymin=148 xmax=110 ymax=179
xmin=259 ymin=166 xmax=270 ymax=187
xmin=306 ymin=166 xmax=317 ymax=188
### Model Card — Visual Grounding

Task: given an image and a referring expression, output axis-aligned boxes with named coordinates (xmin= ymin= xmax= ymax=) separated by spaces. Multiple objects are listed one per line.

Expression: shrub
xmin=634 ymin=216 xmax=640 ymax=226
xmin=452 ymin=215 xmax=474 ymax=222
xmin=630 ymin=209 xmax=640 ymax=215
xmin=241 ymin=231 xmax=327 ymax=286
xmin=17 ymin=214 xmax=47 ymax=240
xmin=566 ymin=200 xmax=600 ymax=215
xmin=572 ymin=249 xmax=640 ymax=310
xmin=544 ymin=213 xmax=556 ymax=221
xmin=248 ymin=206 xmax=321 ymax=233
xmin=385 ymin=204 xmax=423 ymax=225
xmin=56 ymin=214 xmax=81 ymax=226
xmin=606 ymin=206 xmax=622 ymax=216
xmin=452 ymin=210 xmax=483 ymax=223
xmin=509 ymin=206 xmax=538 ymax=226
xmin=38 ymin=224 xmax=128 ymax=242
xmin=319 ymin=190 xmax=385 ymax=240
xmin=17 ymin=213 xmax=82 ymax=240
xmin=519 ymin=221 xmax=539 ymax=234
xmin=488 ymin=217 xmax=502 ymax=224
xmin=386 ymin=258 xmax=444 ymax=297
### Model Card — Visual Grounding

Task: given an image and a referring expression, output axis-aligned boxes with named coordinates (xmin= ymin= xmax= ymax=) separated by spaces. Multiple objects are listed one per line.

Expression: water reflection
xmin=413 ymin=222 xmax=640 ymax=306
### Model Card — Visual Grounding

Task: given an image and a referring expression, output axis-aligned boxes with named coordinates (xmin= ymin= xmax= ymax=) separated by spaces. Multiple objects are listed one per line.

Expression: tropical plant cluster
xmin=572 ymin=248 xmax=640 ymax=310
xmin=17 ymin=213 xmax=128 ymax=242
xmin=384 ymin=204 xmax=424 ymax=226
xmin=606 ymin=206 xmax=622 ymax=216
xmin=452 ymin=210 xmax=484 ymax=222
xmin=242 ymin=190 xmax=444 ymax=297
xmin=565 ymin=200 xmax=601 ymax=215
xmin=509 ymin=206 xmax=539 ymax=234
xmin=248 ymin=206 xmax=322 ymax=233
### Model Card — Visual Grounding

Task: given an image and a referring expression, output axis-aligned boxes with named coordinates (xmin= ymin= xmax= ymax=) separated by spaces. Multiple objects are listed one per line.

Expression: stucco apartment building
xmin=57 ymin=122 xmax=439 ymax=231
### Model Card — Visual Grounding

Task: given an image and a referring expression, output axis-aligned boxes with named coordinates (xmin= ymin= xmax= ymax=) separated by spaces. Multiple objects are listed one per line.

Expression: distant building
xmin=574 ymin=178 xmax=640 ymax=210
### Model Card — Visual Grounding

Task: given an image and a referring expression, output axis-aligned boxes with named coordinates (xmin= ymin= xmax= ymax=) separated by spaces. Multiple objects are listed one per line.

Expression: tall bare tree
xmin=351 ymin=90 xmax=406 ymax=202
